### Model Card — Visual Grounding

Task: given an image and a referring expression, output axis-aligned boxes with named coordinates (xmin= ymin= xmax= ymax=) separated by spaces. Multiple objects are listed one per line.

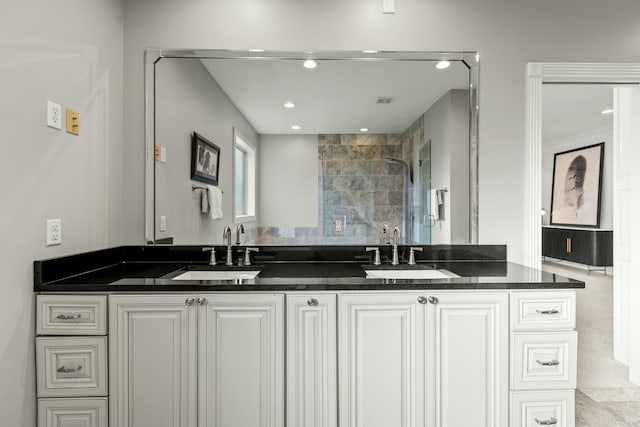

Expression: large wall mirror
xmin=144 ymin=49 xmax=479 ymax=245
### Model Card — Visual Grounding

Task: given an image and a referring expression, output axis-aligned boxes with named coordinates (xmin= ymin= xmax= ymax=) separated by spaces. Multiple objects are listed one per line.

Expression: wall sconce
xmin=540 ymin=208 xmax=547 ymax=225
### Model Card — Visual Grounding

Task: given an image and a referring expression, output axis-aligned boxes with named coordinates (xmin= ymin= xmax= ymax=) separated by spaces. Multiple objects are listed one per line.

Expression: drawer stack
xmin=510 ymin=291 xmax=577 ymax=427
xmin=35 ymin=295 xmax=108 ymax=427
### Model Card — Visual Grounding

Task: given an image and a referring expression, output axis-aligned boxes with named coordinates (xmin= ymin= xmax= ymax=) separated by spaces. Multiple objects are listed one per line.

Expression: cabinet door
xmin=198 ymin=293 xmax=284 ymax=427
xmin=286 ymin=294 xmax=337 ymax=427
xmin=339 ymin=293 xmax=426 ymax=427
xmin=109 ymin=295 xmax=197 ymax=427
xmin=426 ymin=293 xmax=508 ymax=427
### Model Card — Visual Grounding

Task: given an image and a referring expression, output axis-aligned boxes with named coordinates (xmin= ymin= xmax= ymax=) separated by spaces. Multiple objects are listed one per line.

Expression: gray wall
xmin=121 ymin=0 xmax=640 ymax=264
xmin=155 ymin=58 xmax=258 ymax=243
xmin=0 ymin=0 xmax=124 ymax=423
xmin=425 ymin=90 xmax=470 ymax=244
xmin=259 ymin=134 xmax=318 ymax=227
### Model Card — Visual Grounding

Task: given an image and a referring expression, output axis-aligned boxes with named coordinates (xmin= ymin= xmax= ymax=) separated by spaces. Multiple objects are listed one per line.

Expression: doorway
xmin=525 ymin=63 xmax=640 ymax=392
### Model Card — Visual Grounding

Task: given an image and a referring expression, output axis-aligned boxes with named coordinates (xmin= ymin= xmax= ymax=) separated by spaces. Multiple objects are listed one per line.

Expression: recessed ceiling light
xmin=248 ymin=48 xmax=264 ymax=52
xmin=362 ymin=50 xmax=378 ymax=54
xmin=284 ymin=102 xmax=295 ymax=109
xmin=601 ymin=109 xmax=614 ymax=115
xmin=291 ymin=125 xmax=301 ymax=130
xmin=360 ymin=128 xmax=369 ymax=132
xmin=303 ymin=59 xmax=317 ymax=69
xmin=435 ymin=61 xmax=450 ymax=70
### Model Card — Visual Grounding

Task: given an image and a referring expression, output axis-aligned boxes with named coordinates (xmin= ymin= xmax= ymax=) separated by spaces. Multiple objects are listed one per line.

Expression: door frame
xmin=524 ymin=62 xmax=640 ymax=383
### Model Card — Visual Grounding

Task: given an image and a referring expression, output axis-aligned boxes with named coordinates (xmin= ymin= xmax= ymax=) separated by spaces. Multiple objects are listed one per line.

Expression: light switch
xmin=160 ymin=147 xmax=167 ymax=163
xmin=383 ymin=0 xmax=395 ymax=14
xmin=66 ymin=108 xmax=79 ymax=135
xmin=159 ymin=215 xmax=167 ymax=232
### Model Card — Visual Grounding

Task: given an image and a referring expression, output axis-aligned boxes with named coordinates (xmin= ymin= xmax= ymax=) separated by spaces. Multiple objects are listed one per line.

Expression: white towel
xmin=430 ymin=189 xmax=439 ymax=221
xmin=207 ymin=185 xmax=223 ymax=220
xmin=201 ymin=188 xmax=209 ymax=213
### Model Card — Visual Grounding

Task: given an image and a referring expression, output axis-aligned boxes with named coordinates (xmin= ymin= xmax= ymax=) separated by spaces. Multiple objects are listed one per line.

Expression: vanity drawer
xmin=510 ymin=291 xmax=575 ymax=331
xmin=38 ymin=397 xmax=108 ymax=427
xmin=36 ymin=295 xmax=107 ymax=336
xmin=36 ymin=337 xmax=107 ymax=397
xmin=511 ymin=390 xmax=575 ymax=427
xmin=511 ymin=332 xmax=577 ymax=390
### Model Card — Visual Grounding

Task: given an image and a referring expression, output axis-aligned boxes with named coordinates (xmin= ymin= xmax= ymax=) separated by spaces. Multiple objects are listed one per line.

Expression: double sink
xmin=170 ymin=263 xmax=460 ymax=282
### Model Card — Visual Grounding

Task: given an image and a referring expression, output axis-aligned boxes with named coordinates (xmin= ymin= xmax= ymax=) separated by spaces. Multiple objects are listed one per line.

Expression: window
xmin=234 ymin=130 xmax=256 ymax=222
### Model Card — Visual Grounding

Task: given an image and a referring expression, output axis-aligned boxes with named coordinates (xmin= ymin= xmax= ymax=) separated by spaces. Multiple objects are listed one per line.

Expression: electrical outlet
xmin=160 ymin=215 xmax=167 ymax=232
xmin=46 ymin=219 xmax=62 ymax=246
xmin=47 ymin=101 xmax=62 ymax=130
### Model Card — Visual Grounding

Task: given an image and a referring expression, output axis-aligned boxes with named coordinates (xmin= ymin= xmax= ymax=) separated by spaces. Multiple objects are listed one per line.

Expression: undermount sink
xmin=171 ymin=270 xmax=261 ymax=281
xmin=364 ymin=268 xmax=460 ymax=280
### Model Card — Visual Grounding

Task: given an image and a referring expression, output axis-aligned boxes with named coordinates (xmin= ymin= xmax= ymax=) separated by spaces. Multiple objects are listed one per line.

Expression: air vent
xmin=376 ymin=97 xmax=395 ymax=104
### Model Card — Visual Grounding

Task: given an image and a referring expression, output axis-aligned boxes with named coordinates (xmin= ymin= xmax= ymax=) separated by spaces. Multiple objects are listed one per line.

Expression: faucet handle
xmin=202 ymin=247 xmax=217 ymax=265
xmin=408 ymin=247 xmax=423 ymax=265
xmin=242 ymin=247 xmax=259 ymax=266
xmin=365 ymin=247 xmax=381 ymax=265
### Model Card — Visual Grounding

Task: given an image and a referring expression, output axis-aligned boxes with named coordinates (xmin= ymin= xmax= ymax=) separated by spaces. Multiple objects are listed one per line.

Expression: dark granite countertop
xmin=33 ymin=245 xmax=584 ymax=292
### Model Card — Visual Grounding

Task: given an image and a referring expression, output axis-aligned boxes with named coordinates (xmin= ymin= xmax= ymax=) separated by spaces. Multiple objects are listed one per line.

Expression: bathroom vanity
xmin=34 ymin=245 xmax=582 ymax=427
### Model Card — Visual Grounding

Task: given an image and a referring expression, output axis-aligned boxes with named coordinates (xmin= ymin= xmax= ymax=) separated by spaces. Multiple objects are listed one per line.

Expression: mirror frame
xmin=144 ymin=49 xmax=479 ymax=245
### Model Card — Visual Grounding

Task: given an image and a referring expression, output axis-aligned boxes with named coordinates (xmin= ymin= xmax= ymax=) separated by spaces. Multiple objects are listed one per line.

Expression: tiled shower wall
xmin=320 ymin=133 xmax=405 ymax=242
xmin=253 ymin=124 xmax=426 ymax=244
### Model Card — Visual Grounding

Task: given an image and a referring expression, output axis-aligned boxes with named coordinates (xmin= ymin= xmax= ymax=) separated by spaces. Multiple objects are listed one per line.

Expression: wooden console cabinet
xmin=542 ymin=226 xmax=613 ymax=272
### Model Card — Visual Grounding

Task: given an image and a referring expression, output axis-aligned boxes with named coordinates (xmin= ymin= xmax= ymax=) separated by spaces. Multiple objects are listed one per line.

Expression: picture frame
xmin=550 ymin=142 xmax=604 ymax=227
xmin=191 ymin=132 xmax=220 ymax=186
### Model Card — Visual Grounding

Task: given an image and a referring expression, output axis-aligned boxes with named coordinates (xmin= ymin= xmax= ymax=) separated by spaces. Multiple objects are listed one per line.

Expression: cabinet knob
xmin=197 ymin=297 xmax=208 ymax=306
xmin=307 ymin=298 xmax=318 ymax=306
xmin=417 ymin=296 xmax=428 ymax=304
xmin=428 ymin=296 xmax=439 ymax=304
xmin=534 ymin=417 xmax=557 ymax=425
xmin=185 ymin=298 xmax=195 ymax=306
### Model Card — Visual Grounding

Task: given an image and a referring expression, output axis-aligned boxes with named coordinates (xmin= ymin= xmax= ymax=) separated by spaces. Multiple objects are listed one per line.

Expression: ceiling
xmin=201 ymin=58 xmax=469 ymax=135
xmin=542 ymin=84 xmax=614 ymax=143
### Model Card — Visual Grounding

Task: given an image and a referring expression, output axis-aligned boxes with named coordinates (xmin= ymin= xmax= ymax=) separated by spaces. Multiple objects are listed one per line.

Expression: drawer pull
xmin=535 ymin=417 xmax=557 ymax=425
xmin=307 ymin=298 xmax=319 ymax=306
xmin=536 ymin=359 xmax=560 ymax=366
xmin=535 ymin=309 xmax=559 ymax=315
xmin=56 ymin=314 xmax=81 ymax=320
xmin=57 ymin=365 xmax=83 ymax=373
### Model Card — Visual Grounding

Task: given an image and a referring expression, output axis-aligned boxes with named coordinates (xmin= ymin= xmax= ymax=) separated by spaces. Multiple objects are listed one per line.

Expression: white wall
xmin=0 ymin=0 xmax=124 ymax=423
xmin=542 ymin=127 xmax=613 ymax=228
xmin=259 ymin=135 xmax=318 ymax=228
xmin=155 ymin=58 xmax=259 ymax=243
xmin=121 ymin=0 xmax=640 ymax=264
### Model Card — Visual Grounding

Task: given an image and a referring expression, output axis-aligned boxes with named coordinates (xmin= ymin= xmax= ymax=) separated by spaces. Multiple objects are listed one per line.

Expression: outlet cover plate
xmin=46 ymin=219 xmax=62 ymax=246
xmin=47 ymin=101 xmax=62 ymax=130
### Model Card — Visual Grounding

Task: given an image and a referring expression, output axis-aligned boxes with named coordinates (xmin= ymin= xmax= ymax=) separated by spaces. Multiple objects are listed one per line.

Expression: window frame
xmin=233 ymin=129 xmax=257 ymax=223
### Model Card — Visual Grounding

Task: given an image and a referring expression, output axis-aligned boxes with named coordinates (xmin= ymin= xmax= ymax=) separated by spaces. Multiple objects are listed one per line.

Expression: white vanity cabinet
xmin=108 ymin=293 xmax=284 ymax=427
xmin=286 ymin=294 xmax=337 ymax=427
xmin=338 ymin=292 xmax=508 ymax=427
xmin=510 ymin=291 xmax=577 ymax=427
xmin=35 ymin=295 xmax=109 ymax=427
xmin=426 ymin=293 xmax=508 ymax=427
xmin=109 ymin=295 xmax=197 ymax=427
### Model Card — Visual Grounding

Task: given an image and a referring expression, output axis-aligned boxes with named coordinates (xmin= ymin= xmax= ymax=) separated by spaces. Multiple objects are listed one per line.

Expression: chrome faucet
xmin=391 ymin=226 xmax=401 ymax=265
xmin=223 ymin=226 xmax=233 ymax=266
xmin=236 ymin=223 xmax=245 ymax=245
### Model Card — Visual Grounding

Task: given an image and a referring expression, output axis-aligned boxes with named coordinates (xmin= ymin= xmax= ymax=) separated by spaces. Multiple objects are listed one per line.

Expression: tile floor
xmin=542 ymin=261 xmax=640 ymax=427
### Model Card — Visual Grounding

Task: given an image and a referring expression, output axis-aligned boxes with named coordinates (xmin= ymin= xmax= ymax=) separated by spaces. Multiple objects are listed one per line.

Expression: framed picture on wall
xmin=550 ymin=142 xmax=604 ymax=227
xmin=191 ymin=132 xmax=220 ymax=186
